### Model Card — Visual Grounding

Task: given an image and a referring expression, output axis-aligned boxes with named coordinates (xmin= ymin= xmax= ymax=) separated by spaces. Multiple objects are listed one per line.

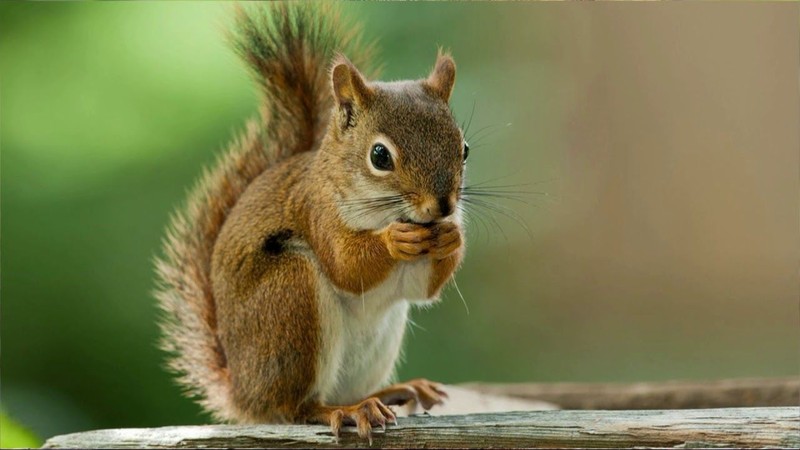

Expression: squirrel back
xmin=154 ymin=2 xmax=375 ymax=420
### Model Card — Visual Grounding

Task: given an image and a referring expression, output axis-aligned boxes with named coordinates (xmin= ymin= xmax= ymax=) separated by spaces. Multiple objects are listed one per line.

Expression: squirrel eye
xmin=463 ymin=142 xmax=470 ymax=163
xmin=370 ymin=143 xmax=394 ymax=171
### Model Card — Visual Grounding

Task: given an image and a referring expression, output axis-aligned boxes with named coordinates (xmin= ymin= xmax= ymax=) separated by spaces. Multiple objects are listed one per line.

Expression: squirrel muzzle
xmin=415 ymin=193 xmax=457 ymax=223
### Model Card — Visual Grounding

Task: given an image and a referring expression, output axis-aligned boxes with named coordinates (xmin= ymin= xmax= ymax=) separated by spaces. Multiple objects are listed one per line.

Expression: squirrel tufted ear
xmin=331 ymin=55 xmax=373 ymax=128
xmin=425 ymin=50 xmax=456 ymax=103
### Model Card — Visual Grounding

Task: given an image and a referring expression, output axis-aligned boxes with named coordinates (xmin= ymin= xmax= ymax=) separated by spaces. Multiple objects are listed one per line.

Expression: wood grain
xmin=43 ymin=407 xmax=800 ymax=449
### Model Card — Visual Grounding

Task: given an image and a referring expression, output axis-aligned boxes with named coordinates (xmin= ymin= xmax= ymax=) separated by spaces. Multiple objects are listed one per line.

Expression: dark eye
xmin=463 ymin=142 xmax=470 ymax=163
xmin=370 ymin=143 xmax=394 ymax=171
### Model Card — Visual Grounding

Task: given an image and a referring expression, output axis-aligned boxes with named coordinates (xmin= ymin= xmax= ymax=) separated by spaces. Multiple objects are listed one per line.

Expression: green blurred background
xmin=2 ymin=1 xmax=798 ymax=445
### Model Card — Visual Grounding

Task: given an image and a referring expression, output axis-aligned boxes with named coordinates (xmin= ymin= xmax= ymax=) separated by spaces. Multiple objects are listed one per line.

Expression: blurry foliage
xmin=2 ymin=0 xmax=796 ymax=442
xmin=0 ymin=411 xmax=42 ymax=448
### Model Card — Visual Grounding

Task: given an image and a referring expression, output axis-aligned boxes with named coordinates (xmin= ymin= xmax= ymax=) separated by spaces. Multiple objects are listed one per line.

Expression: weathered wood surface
xmin=393 ymin=385 xmax=557 ymax=417
xmin=43 ymin=407 xmax=800 ymax=449
xmin=462 ymin=377 xmax=800 ymax=410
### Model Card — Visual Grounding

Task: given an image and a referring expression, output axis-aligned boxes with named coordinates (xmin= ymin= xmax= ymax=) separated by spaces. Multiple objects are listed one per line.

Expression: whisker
xmin=467 ymin=123 xmax=512 ymax=147
xmin=469 ymin=205 xmax=497 ymax=244
xmin=462 ymin=197 xmax=533 ymax=239
xmin=462 ymin=169 xmax=550 ymax=192
xmin=340 ymin=194 xmax=406 ymax=207
xmin=371 ymin=203 xmax=408 ymax=228
xmin=462 ymin=182 xmax=533 ymax=190
xmin=479 ymin=205 xmax=509 ymax=242
xmin=457 ymin=204 xmax=486 ymax=244
xmin=339 ymin=195 xmax=405 ymax=206
xmin=461 ymin=180 xmax=559 ymax=207
xmin=463 ymin=192 xmax=534 ymax=205
xmin=461 ymin=198 xmax=509 ymax=242
xmin=406 ymin=316 xmax=426 ymax=334
xmin=348 ymin=203 xmax=404 ymax=223
xmin=461 ymin=186 xmax=553 ymax=209
xmin=462 ymin=188 xmax=548 ymax=196
xmin=342 ymin=200 xmax=402 ymax=215
xmin=450 ymin=276 xmax=469 ymax=316
xmin=465 ymin=175 xmax=559 ymax=189
xmin=341 ymin=204 xmax=400 ymax=217
xmin=464 ymin=174 xmax=524 ymax=188
xmin=462 ymin=192 xmax=544 ymax=202
xmin=462 ymin=99 xmax=477 ymax=138
xmin=466 ymin=122 xmax=508 ymax=143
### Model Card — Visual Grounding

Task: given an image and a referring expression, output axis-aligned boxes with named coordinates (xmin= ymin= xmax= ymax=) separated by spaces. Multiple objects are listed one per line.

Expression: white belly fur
xmin=312 ymin=258 xmax=434 ymax=405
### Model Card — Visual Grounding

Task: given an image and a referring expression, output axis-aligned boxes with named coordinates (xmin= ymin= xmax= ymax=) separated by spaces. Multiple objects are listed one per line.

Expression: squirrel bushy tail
xmin=154 ymin=2 xmax=375 ymax=421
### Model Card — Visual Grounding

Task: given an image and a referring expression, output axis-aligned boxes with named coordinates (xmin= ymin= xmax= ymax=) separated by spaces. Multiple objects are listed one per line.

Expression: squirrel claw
xmin=313 ymin=397 xmax=395 ymax=444
xmin=328 ymin=409 xmax=344 ymax=439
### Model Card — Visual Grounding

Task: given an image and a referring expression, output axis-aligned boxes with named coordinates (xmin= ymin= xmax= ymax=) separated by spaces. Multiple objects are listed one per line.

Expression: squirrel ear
xmin=425 ymin=50 xmax=456 ymax=103
xmin=331 ymin=55 xmax=373 ymax=128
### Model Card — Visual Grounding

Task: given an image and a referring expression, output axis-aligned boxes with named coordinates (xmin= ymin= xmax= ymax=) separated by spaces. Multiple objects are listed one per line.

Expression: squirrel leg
xmin=368 ymin=378 xmax=448 ymax=413
xmin=304 ymin=398 xmax=397 ymax=444
xmin=311 ymin=221 xmax=433 ymax=294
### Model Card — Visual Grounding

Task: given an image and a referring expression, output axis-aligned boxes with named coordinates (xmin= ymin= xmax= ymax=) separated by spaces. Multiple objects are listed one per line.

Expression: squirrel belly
xmin=314 ymin=279 xmax=410 ymax=406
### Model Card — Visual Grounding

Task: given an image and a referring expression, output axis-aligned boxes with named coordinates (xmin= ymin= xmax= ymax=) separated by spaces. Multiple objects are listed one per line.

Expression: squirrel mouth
xmin=398 ymin=216 xmax=436 ymax=227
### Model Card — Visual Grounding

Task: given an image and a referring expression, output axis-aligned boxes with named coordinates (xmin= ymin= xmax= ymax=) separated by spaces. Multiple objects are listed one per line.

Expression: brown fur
xmin=156 ymin=2 xmax=466 ymax=430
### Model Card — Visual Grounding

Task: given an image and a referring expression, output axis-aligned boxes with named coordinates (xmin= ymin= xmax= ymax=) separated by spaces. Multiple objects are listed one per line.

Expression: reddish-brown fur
xmin=156 ymin=2 xmax=466 ymax=439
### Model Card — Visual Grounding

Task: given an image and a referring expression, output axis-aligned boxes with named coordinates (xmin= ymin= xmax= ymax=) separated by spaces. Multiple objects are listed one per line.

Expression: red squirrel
xmin=156 ymin=2 xmax=466 ymax=441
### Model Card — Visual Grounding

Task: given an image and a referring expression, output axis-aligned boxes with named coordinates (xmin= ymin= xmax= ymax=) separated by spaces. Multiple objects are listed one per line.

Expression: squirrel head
xmin=326 ymin=51 xmax=466 ymax=229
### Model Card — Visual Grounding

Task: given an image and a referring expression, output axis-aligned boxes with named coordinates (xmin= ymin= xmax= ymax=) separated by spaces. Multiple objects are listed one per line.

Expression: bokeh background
xmin=2 ymin=2 xmax=798 ymax=446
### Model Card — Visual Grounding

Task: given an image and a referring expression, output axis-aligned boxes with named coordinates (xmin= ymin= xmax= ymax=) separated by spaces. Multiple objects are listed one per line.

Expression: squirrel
xmin=155 ymin=2 xmax=467 ymax=441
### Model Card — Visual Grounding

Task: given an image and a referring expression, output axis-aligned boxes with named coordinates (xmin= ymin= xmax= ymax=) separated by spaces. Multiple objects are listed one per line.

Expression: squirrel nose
xmin=438 ymin=196 xmax=453 ymax=217
xmin=421 ymin=194 xmax=455 ymax=220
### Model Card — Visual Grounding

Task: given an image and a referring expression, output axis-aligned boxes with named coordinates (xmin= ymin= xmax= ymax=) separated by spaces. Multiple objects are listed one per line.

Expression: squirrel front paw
xmin=380 ymin=222 xmax=434 ymax=261
xmin=380 ymin=222 xmax=462 ymax=261
xmin=429 ymin=222 xmax=462 ymax=260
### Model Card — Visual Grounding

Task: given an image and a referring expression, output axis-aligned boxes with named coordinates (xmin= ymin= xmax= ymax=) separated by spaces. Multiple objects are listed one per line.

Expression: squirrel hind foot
xmin=369 ymin=378 xmax=448 ymax=413
xmin=306 ymin=398 xmax=397 ymax=444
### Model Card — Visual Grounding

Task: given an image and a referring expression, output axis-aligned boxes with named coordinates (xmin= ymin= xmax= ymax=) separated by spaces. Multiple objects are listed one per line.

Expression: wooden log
xmin=461 ymin=377 xmax=800 ymax=409
xmin=43 ymin=407 xmax=800 ymax=449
